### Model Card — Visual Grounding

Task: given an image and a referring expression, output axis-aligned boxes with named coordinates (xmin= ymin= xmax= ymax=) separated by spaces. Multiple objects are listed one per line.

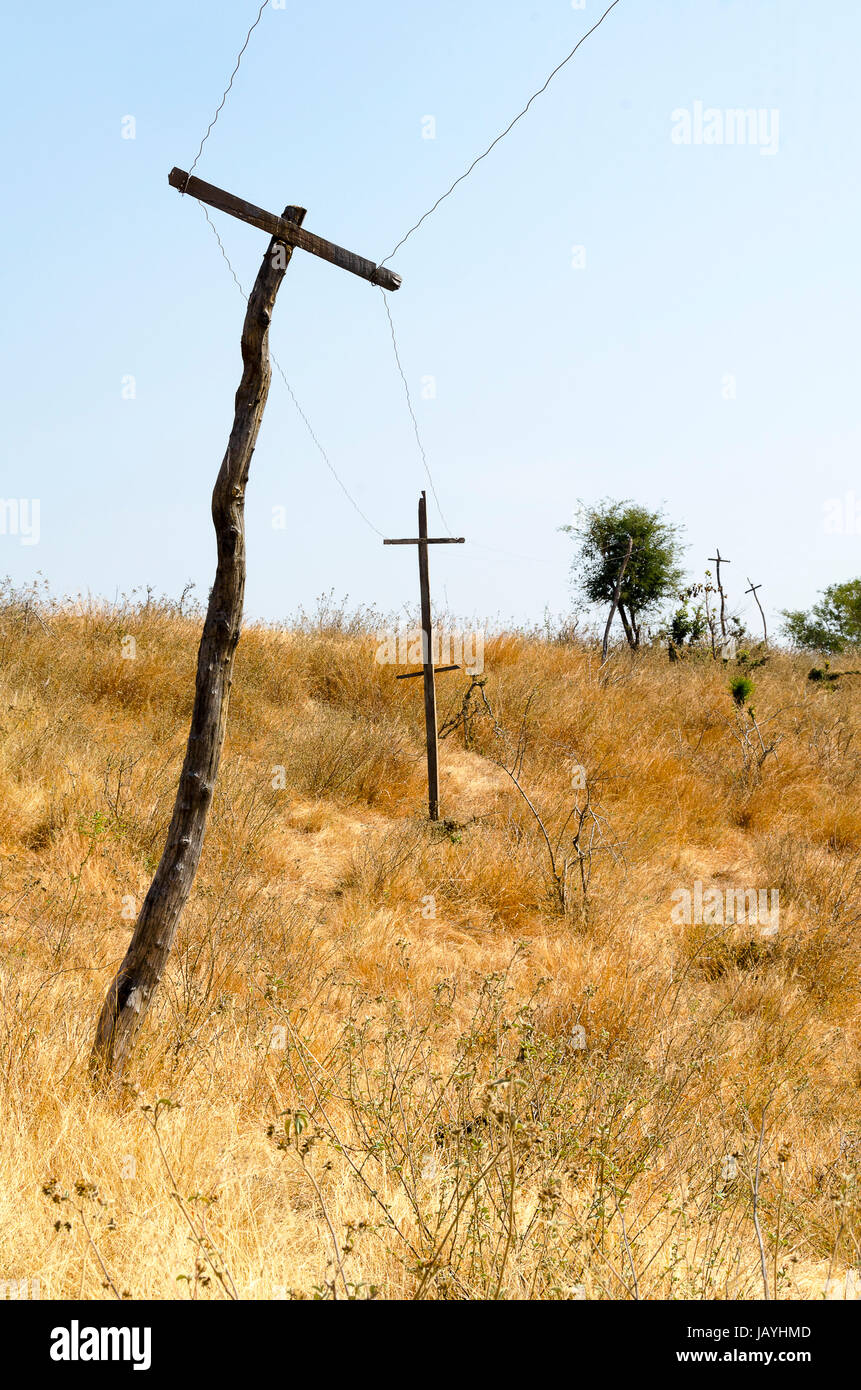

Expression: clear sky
xmin=2 ymin=0 xmax=859 ymax=633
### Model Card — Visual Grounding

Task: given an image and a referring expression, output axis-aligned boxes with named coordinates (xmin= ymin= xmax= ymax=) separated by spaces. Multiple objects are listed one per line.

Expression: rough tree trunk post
xmin=704 ymin=587 xmax=717 ymax=657
xmin=90 ymin=205 xmax=306 ymax=1082
xmin=601 ymin=533 xmax=634 ymax=663
xmin=746 ymin=578 xmax=768 ymax=645
xmin=709 ymin=549 xmax=731 ymax=641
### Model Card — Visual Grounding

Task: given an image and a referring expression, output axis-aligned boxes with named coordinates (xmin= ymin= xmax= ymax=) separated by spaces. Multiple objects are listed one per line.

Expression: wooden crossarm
xmin=396 ymin=665 xmax=461 ymax=680
xmin=384 ymin=538 xmax=465 ymax=545
xmin=169 ymin=168 xmax=402 ymax=292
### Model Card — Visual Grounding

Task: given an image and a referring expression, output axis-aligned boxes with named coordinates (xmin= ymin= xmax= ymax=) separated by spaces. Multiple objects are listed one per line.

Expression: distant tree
xmin=561 ymin=500 xmax=686 ymax=649
xmin=666 ymin=580 xmax=711 ymax=651
xmin=669 ymin=604 xmax=705 ymax=648
xmin=781 ymin=579 xmax=861 ymax=653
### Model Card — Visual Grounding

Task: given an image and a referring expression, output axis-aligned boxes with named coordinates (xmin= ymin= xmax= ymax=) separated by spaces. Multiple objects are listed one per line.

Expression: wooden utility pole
xmin=90 ymin=172 xmax=403 ymax=1082
xmin=708 ymin=549 xmax=731 ymax=639
xmin=384 ymin=493 xmax=465 ymax=820
xmin=704 ymin=585 xmax=717 ymax=657
xmin=168 ymin=170 xmax=401 ymax=291
xmin=745 ymin=578 xmax=768 ymax=644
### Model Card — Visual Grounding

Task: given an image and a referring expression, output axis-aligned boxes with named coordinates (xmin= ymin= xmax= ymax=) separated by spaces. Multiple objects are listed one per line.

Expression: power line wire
xmin=379 ymin=290 xmax=454 ymax=536
xmin=182 ymin=1 xmax=625 ymax=558
xmin=375 ymin=1 xmax=624 ymax=539
xmin=180 ymin=1 xmax=454 ymax=541
xmin=184 ymin=0 xmax=270 ymax=185
xmin=200 ymin=205 xmax=246 ymax=297
xmin=381 ymin=0 xmax=623 ymax=265
xmin=269 ymin=357 xmax=384 ymax=538
xmin=204 ymin=192 xmax=457 ymax=545
xmin=198 ymin=204 xmax=384 ymax=538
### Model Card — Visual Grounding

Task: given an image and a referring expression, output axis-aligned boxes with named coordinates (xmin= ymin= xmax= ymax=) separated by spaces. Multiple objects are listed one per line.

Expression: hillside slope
xmin=0 ymin=588 xmax=859 ymax=1300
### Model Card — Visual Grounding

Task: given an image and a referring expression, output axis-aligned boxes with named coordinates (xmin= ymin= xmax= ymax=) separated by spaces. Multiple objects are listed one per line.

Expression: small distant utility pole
xmin=708 ymin=549 xmax=731 ymax=639
xmin=745 ymin=578 xmax=768 ymax=644
xmin=384 ymin=493 xmax=465 ymax=821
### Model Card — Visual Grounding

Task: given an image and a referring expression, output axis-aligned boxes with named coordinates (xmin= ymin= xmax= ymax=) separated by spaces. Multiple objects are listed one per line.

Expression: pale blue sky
xmin=2 ymin=0 xmax=859 ymax=632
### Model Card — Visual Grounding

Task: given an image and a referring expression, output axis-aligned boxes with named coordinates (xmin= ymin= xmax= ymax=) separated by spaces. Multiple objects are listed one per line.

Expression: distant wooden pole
xmin=417 ymin=493 xmax=441 ymax=819
xmin=383 ymin=494 xmax=465 ymax=822
xmin=704 ymin=586 xmax=717 ymax=657
xmin=745 ymin=578 xmax=768 ymax=644
xmin=90 ymin=206 xmax=306 ymax=1082
xmin=708 ymin=550 xmax=731 ymax=639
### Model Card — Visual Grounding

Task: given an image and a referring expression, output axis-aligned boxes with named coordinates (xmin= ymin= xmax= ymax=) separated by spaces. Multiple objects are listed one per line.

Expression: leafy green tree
xmin=669 ymin=601 xmax=707 ymax=648
xmin=781 ymin=579 xmax=861 ymax=653
xmin=561 ymin=500 xmax=686 ymax=649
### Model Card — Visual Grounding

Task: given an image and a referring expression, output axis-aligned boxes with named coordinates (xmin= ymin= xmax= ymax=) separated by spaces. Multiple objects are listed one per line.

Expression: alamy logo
xmin=0 ymin=1277 xmax=39 ymax=1299
xmin=671 ymin=101 xmax=780 ymax=156
xmin=50 ymin=1321 xmax=151 ymax=1371
xmin=0 ymin=498 xmax=40 ymax=546
xmin=823 ymin=491 xmax=861 ymax=535
xmin=375 ymin=626 xmax=484 ymax=675
xmin=671 ymin=880 xmax=779 ymax=935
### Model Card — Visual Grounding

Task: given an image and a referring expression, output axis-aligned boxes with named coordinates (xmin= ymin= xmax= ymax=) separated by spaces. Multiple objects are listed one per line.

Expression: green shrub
xmin=729 ymin=675 xmax=754 ymax=708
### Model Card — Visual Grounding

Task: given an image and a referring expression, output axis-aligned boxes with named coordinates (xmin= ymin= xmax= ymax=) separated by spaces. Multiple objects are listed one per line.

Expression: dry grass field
xmin=0 ymin=581 xmax=859 ymax=1300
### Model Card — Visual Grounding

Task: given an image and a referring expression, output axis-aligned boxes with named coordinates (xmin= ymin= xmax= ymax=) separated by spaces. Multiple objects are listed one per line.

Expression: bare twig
xmin=751 ymin=1101 xmax=772 ymax=1301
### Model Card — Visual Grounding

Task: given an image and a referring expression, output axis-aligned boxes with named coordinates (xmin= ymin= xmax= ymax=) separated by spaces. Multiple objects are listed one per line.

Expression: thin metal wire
xmin=184 ymin=0 xmax=270 ymax=185
xmin=200 ymin=205 xmax=247 ymax=297
xmin=375 ymin=0 xmax=624 ymax=538
xmin=381 ymin=0 xmax=623 ymax=264
xmin=198 ymin=205 xmax=384 ymax=538
xmin=180 ymin=0 xmax=625 ymax=555
xmin=269 ymin=356 xmax=384 ymax=538
xmin=379 ymin=289 xmax=454 ymax=536
xmin=183 ymin=3 xmax=624 ymax=552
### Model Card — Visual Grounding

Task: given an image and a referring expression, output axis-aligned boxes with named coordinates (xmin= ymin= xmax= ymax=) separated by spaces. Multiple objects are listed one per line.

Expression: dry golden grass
xmin=0 ymin=583 xmax=859 ymax=1300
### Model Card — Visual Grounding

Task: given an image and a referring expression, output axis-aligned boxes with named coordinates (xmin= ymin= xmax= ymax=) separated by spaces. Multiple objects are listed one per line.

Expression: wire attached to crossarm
xmin=381 ymin=0 xmax=623 ymax=265
xmin=198 ymin=204 xmax=384 ymax=539
xmin=183 ymin=0 xmax=270 ymax=190
xmin=379 ymin=290 xmax=455 ymax=537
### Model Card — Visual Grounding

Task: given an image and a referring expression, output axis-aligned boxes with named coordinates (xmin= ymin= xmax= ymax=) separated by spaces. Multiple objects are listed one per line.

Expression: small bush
xmin=730 ymin=674 xmax=755 ymax=707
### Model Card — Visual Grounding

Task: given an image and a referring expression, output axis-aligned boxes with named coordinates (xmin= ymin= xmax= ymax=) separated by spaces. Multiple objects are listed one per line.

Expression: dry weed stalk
xmin=0 ymin=586 xmax=857 ymax=1299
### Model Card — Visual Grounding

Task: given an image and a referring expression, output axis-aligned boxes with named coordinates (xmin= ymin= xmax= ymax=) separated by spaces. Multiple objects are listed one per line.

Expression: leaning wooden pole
xmin=746 ymin=577 xmax=768 ymax=645
xmin=90 ymin=205 xmax=306 ymax=1082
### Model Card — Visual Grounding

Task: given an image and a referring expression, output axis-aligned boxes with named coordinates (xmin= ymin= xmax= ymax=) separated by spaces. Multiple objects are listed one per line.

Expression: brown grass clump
xmin=0 ymin=583 xmax=859 ymax=1300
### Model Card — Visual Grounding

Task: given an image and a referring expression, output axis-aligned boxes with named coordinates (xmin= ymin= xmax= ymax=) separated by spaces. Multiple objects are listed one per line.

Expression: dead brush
xmin=279 ymin=706 xmax=423 ymax=810
xmin=1 ymin=593 xmax=860 ymax=1299
xmin=250 ymin=942 xmax=819 ymax=1299
xmin=486 ymin=690 xmax=626 ymax=923
xmin=340 ymin=820 xmax=429 ymax=903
